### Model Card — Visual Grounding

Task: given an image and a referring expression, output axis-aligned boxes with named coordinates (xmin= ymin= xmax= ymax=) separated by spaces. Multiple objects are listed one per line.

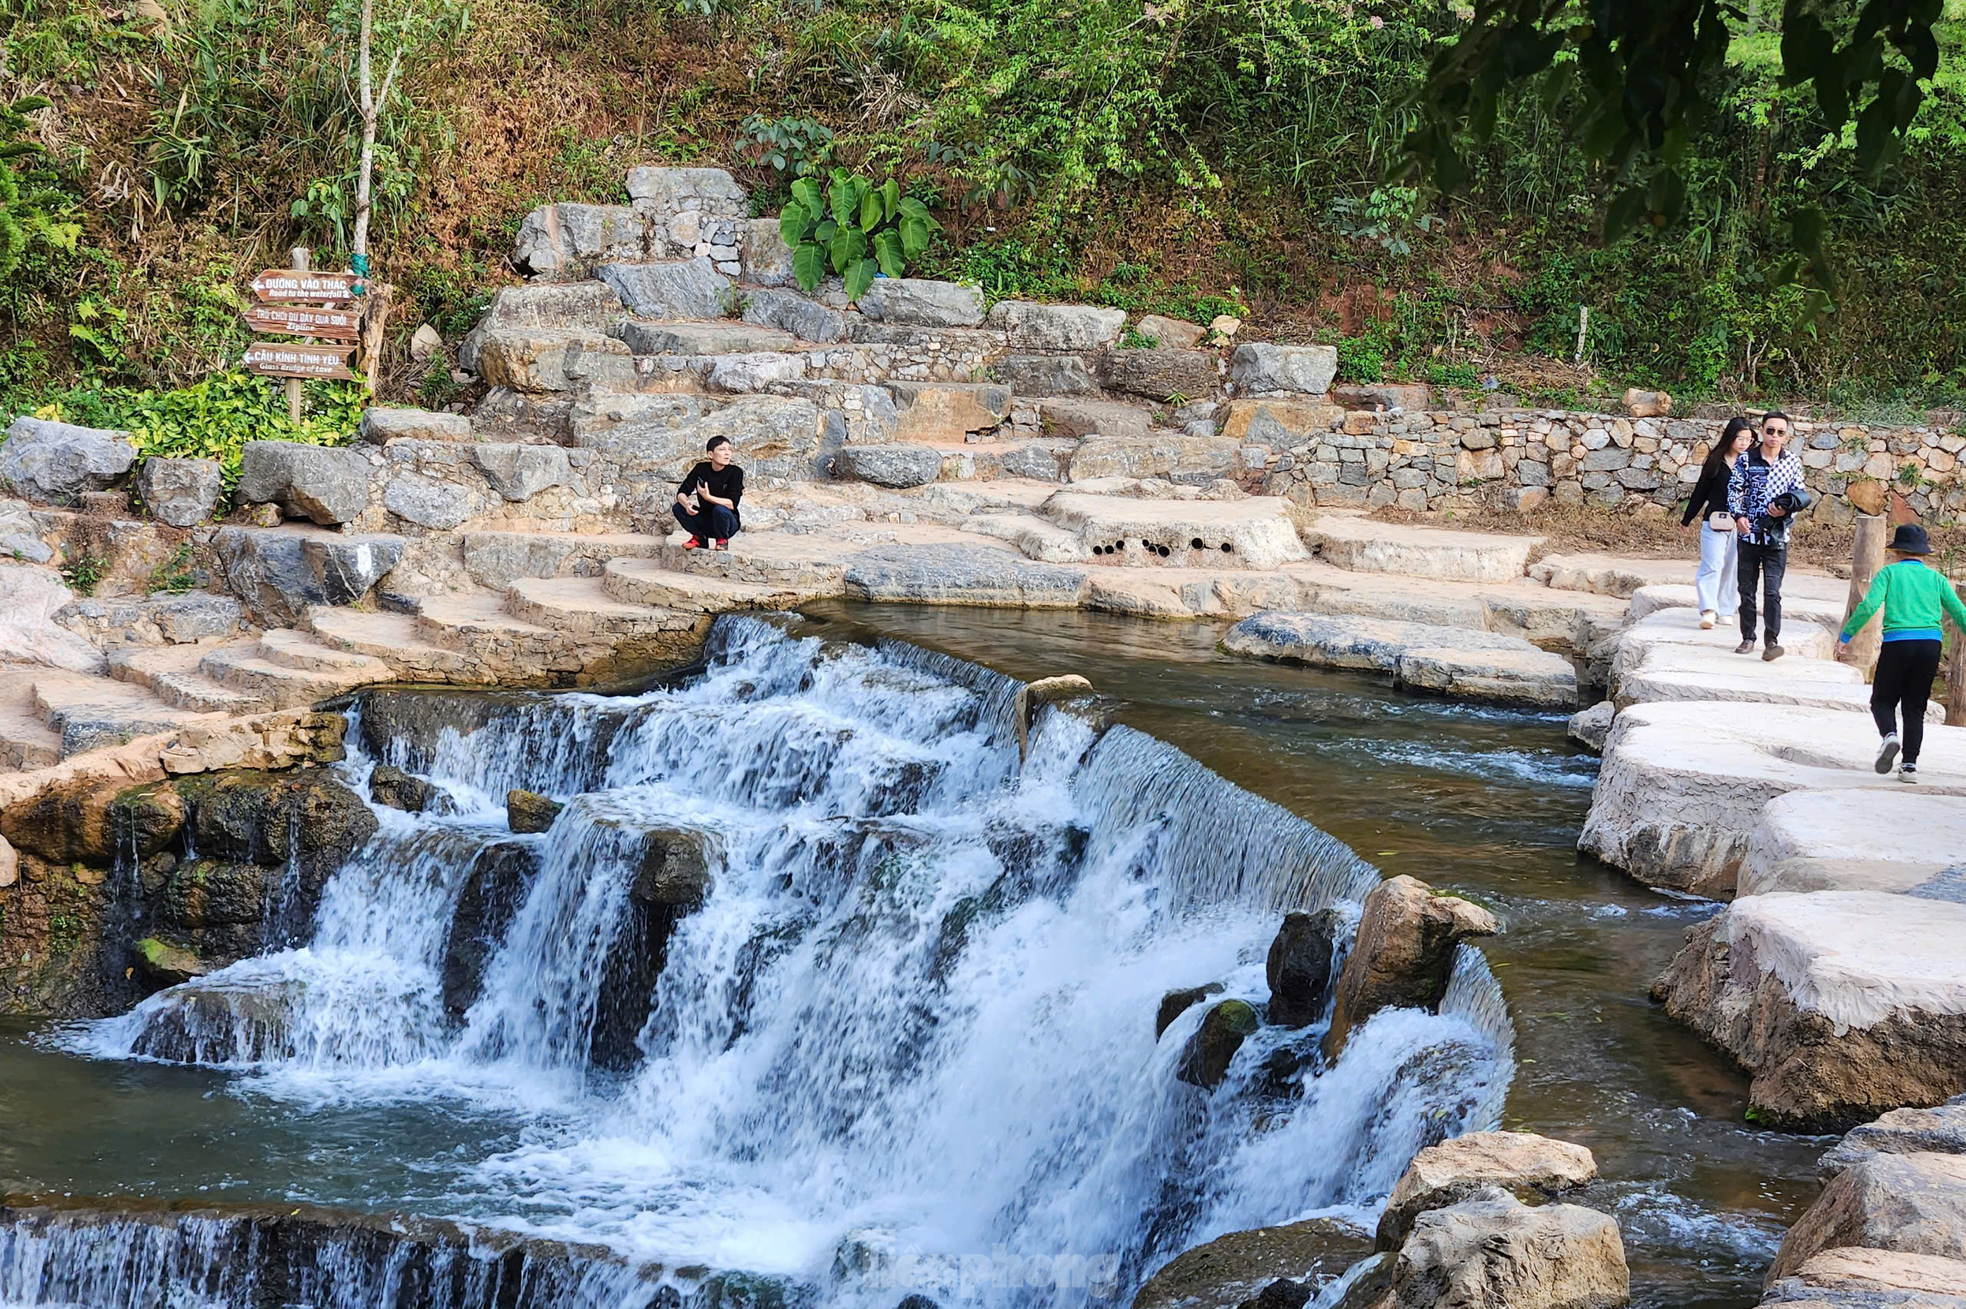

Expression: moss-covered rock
xmin=506 ymin=789 xmax=564 ymax=834
xmin=1177 ymin=998 xmax=1260 ymax=1089
xmin=440 ymin=840 xmax=540 ymax=1021
xmin=134 ymin=936 xmax=208 ymax=985
xmin=1157 ymin=982 xmax=1226 ymax=1039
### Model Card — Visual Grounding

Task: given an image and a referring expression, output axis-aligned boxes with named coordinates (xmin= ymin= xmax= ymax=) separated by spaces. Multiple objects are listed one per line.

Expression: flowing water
xmin=0 ymin=606 xmax=1822 ymax=1308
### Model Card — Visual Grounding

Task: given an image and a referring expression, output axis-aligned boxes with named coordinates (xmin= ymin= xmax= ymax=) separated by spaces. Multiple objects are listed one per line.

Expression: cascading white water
xmin=47 ymin=616 xmax=1513 ymax=1309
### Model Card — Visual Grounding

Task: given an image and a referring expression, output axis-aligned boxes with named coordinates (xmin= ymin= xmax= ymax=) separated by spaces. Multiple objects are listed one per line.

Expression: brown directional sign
xmin=251 ymin=269 xmax=360 ymax=304
xmin=244 ymin=342 xmax=357 ymax=381
xmin=243 ymin=304 xmax=362 ymax=339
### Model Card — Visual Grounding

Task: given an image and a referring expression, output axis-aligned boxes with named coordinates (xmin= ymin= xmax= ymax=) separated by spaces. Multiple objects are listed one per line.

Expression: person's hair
xmin=1703 ymin=417 xmax=1755 ymax=479
xmin=705 ymin=435 xmax=732 ymax=453
xmin=1761 ymin=410 xmax=1791 ymax=432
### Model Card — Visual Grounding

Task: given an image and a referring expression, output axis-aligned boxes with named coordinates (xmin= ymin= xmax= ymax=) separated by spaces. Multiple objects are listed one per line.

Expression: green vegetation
xmin=779 ymin=171 xmax=939 ymax=301
xmin=0 ymin=0 xmax=1962 ymax=411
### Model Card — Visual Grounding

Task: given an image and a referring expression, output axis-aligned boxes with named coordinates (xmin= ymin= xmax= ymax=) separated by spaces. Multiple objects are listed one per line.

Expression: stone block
xmin=741 ymin=288 xmax=846 ymax=343
xmin=360 ymin=408 xmax=472 ymax=444
xmin=857 ymin=278 xmax=986 ymax=328
xmin=237 ymin=442 xmax=371 ymax=525
xmin=834 ymin=444 xmax=945 ymax=488
xmin=136 ymin=457 xmax=223 ymax=527
xmin=741 ymin=217 xmax=796 ymax=287
xmin=597 ymin=258 xmax=732 ymax=321
xmin=382 ymin=472 xmax=479 ymax=530
xmin=475 ymin=330 xmax=635 ymax=394
xmin=457 ymin=281 xmax=626 ymax=372
xmin=513 ymin=203 xmax=648 ymax=278
xmin=998 ymin=355 xmax=1099 ymax=396
xmin=472 ymin=444 xmax=572 ymax=502
xmin=986 ymin=301 xmax=1126 ymax=351
xmin=1101 ymin=349 xmax=1220 ymax=401
xmin=1131 ymin=314 xmax=1207 ymax=349
xmin=886 ymin=381 xmax=1012 ymax=442
xmin=0 ymin=417 xmax=136 ymax=504
xmin=1230 ymin=343 xmax=1338 ymax=395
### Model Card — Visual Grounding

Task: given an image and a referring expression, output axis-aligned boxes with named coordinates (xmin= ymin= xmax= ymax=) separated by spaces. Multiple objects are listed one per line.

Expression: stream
xmin=0 ymin=604 xmax=1825 ymax=1308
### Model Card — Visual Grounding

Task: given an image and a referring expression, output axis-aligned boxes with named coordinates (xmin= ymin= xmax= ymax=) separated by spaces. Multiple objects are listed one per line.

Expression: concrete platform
xmin=1224 ymin=611 xmax=1578 ymax=707
xmin=1304 ymin=515 xmax=1542 ymax=582
xmin=1740 ymin=791 xmax=1966 ymax=897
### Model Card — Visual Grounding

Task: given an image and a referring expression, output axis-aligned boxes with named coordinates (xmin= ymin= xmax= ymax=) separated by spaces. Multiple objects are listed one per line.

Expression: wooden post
xmin=1574 ymin=305 xmax=1589 ymax=367
xmin=360 ymin=282 xmax=393 ymax=393
xmin=1837 ymin=513 xmax=1887 ymax=673
xmin=1948 ymin=635 xmax=1966 ymax=727
xmin=285 ymin=247 xmax=310 ymax=424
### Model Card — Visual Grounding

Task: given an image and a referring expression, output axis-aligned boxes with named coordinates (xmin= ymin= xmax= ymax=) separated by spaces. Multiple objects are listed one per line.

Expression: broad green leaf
xmin=872 ymin=229 xmax=905 ymax=278
xmin=880 ymin=179 xmax=900 ymax=221
xmin=859 ymin=187 xmax=882 ymax=232
xmin=828 ymin=224 xmax=867 ymax=274
xmin=789 ymin=177 xmax=821 ymax=215
xmin=829 ymin=176 xmax=856 ymax=229
xmin=898 ymin=216 xmax=930 ymax=258
xmin=844 ymin=257 xmax=878 ymax=305
xmin=792 ymin=242 xmax=827 ymax=292
xmin=814 ymin=218 xmax=838 ymax=243
xmin=897 ymin=196 xmax=931 ymax=221
xmin=779 ymin=201 xmax=808 ymax=248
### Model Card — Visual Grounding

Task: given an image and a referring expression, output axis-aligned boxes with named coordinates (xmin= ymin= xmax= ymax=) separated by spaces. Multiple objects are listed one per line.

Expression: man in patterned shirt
xmin=1727 ymin=411 xmax=1805 ymax=660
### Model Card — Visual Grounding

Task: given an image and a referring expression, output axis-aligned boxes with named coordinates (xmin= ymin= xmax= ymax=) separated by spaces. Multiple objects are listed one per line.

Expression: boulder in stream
xmin=368 ymin=764 xmax=431 ymax=813
xmin=440 ymin=839 xmax=542 ymax=1021
xmin=1131 ymin=1218 xmax=1373 ymax=1309
xmin=1157 ymin=982 xmax=1225 ymax=1039
xmin=1765 ymin=1150 xmax=1966 ymax=1283
xmin=133 ymin=936 xmax=208 ymax=986
xmin=507 ymin=789 xmax=565 ymax=833
xmin=1376 ymin=1131 xmax=1598 ymax=1249
xmin=1176 ymin=998 xmax=1259 ymax=1089
xmin=1820 ymin=1094 xmax=1966 ymax=1179
xmin=1325 ymin=875 xmax=1497 ymax=1060
xmin=1266 ymin=908 xmax=1340 ymax=1028
xmin=1389 ymin=1190 xmax=1629 ymax=1309
xmin=588 ymin=825 xmax=716 ymax=1070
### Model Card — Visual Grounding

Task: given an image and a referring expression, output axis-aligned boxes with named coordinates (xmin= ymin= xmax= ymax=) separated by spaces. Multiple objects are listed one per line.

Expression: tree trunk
xmin=353 ymin=0 xmax=376 ymax=260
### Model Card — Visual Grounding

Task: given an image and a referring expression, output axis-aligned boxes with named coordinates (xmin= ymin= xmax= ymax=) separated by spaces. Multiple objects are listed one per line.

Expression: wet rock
xmin=835 ymin=444 xmax=945 ymax=489
xmin=507 ymin=789 xmax=564 ymax=833
xmin=1326 ymin=875 xmax=1498 ymax=1059
xmin=133 ymin=936 xmax=208 ymax=986
xmin=160 ymin=859 xmax=271 ymax=929
xmin=129 ymin=978 xmax=299 ymax=1063
xmin=1177 ymin=998 xmax=1259 ymax=1089
xmin=591 ymin=827 xmax=716 ymax=1068
xmin=1266 ymin=909 xmax=1340 ymax=1028
xmin=1651 ymin=895 xmax=1966 ymax=1130
xmin=1230 ymin=345 xmax=1338 ymax=396
xmin=1567 ymin=701 xmax=1614 ymax=753
xmin=116 ymin=783 xmax=186 ymax=857
xmin=215 ymin=527 xmax=405 ymax=626
xmin=440 ymin=839 xmax=540 ymax=1020
xmin=236 ymin=442 xmax=371 ymax=525
xmin=598 ymin=258 xmax=732 ymax=321
xmin=1132 ymin=1219 xmax=1373 ymax=1309
xmin=1376 ymin=1132 xmax=1599 ymax=1249
xmin=1240 ymin=1279 xmax=1311 ymax=1309
xmin=184 ymin=771 xmax=377 ymax=891
xmin=367 ymin=765 xmax=430 ymax=813
xmin=1390 ymin=1191 xmax=1628 ymax=1309
xmin=1821 ymin=1096 xmax=1966 ymax=1178
xmin=1157 ymin=982 xmax=1226 ymax=1039
xmin=1765 ymin=1246 xmax=1966 ymax=1303
xmin=360 ymin=407 xmax=472 ymax=444
xmin=136 ymin=456 xmax=223 ymax=526
xmin=1766 ymin=1151 xmax=1966 ymax=1283
xmin=987 ymin=301 xmax=1126 ymax=351
xmin=894 ymin=1296 xmax=940 ymax=1309
xmin=857 ymin=278 xmax=985 ymax=327
xmin=0 ymin=417 xmax=137 ymax=504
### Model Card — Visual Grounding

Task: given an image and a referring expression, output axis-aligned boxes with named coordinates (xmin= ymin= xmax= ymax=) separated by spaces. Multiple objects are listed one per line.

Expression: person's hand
xmin=1736 ymin=517 xmax=1752 ymax=536
xmin=1679 ymin=522 xmax=1690 ymax=535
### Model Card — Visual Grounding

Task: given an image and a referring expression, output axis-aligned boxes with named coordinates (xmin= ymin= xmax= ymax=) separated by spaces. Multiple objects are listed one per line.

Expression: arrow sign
xmin=244 ymin=342 xmax=357 ymax=381
xmin=243 ymin=304 xmax=363 ymax=339
xmin=251 ymin=269 xmax=360 ymax=303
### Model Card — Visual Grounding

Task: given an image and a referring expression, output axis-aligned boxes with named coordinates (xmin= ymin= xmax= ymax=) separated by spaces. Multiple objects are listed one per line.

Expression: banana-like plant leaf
xmin=859 ymin=187 xmax=882 ymax=232
xmin=814 ymin=218 xmax=838 ymax=243
xmin=828 ymin=224 xmax=867 ymax=273
xmin=880 ymin=179 xmax=900 ymax=221
xmin=872 ymin=229 xmax=905 ymax=278
xmin=792 ymin=242 xmax=827 ymax=292
xmin=790 ymin=177 xmax=821 ymax=215
xmin=898 ymin=216 xmax=930 ymax=258
xmin=779 ymin=201 xmax=808 ymax=248
xmin=844 ymin=257 xmax=879 ymax=305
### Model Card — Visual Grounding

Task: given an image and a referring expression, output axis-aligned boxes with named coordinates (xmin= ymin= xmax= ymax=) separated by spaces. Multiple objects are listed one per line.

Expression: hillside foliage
xmin=1 ymin=0 xmax=1963 ymax=420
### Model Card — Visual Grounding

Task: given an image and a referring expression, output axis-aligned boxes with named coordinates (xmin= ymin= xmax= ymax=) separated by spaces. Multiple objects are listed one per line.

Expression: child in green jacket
xmin=1838 ymin=523 xmax=1966 ymax=782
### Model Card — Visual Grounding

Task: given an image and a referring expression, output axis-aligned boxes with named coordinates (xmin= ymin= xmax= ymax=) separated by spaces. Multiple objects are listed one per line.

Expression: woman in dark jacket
xmin=1683 ymin=417 xmax=1754 ymax=629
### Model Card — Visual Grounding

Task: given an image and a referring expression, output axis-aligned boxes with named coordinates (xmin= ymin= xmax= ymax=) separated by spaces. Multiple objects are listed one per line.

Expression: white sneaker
xmin=1900 ymin=764 xmax=1919 ymax=784
xmin=1699 ymin=610 xmax=1716 ymax=629
xmin=1875 ymin=734 xmax=1901 ymax=775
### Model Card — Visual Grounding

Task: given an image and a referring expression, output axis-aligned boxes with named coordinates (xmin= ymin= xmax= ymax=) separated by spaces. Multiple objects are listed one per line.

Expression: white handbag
xmin=1708 ymin=511 xmax=1735 ymax=530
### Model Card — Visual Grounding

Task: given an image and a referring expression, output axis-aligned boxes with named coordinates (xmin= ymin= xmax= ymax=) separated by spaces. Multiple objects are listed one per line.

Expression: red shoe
xmin=713 ymin=538 xmax=729 ymax=551
xmin=683 ymin=536 xmax=703 ymax=550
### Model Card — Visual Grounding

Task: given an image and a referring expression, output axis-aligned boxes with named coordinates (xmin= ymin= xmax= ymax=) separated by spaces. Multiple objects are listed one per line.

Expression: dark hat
xmin=1889 ymin=523 xmax=1932 ymax=555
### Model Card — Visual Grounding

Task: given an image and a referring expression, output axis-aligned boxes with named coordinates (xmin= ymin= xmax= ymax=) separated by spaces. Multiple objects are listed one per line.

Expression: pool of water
xmin=0 ymin=602 xmax=1826 ymax=1307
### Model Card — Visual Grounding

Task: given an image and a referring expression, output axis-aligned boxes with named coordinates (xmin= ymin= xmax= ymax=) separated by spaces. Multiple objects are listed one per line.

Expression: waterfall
xmin=36 ymin=615 xmax=1513 ymax=1309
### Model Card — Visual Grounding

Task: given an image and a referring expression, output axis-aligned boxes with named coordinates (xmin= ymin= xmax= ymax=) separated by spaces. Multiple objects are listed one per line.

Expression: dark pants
xmin=674 ymin=501 xmax=738 ymax=541
xmin=1872 ymin=638 xmax=1943 ymax=763
xmin=1737 ymin=540 xmax=1787 ymax=642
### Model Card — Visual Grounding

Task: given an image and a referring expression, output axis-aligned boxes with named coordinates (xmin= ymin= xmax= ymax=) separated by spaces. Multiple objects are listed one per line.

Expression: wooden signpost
xmin=244 ymin=247 xmax=377 ymax=418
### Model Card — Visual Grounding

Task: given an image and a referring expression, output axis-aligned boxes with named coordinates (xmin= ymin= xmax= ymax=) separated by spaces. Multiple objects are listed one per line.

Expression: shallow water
xmin=0 ymin=604 xmax=1823 ymax=1308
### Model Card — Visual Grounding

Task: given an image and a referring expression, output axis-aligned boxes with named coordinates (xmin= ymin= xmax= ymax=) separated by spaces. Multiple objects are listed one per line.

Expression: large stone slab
xmin=842 ymin=543 xmax=1088 ymax=607
xmin=1377 ymin=1133 xmax=1599 ymax=1250
xmin=1067 ymin=433 xmax=1241 ymax=484
xmin=1 ymin=418 xmax=136 ymax=504
xmin=457 ymin=281 xmax=626 ymax=372
xmin=1102 ymin=349 xmax=1221 ymax=401
xmin=1225 ymin=612 xmax=1577 ymax=708
xmin=1230 ymin=344 xmax=1339 ymax=395
xmin=1654 ymin=894 xmax=1966 ymax=1128
xmin=1767 ymin=1152 xmax=1966 ymax=1280
xmin=470 ymin=443 xmax=572 ymax=502
xmin=513 ymin=202 xmax=648 ymax=277
xmin=613 ymin=320 xmax=796 ymax=356
xmin=1038 ymin=492 xmax=1310 ymax=570
xmin=1307 ymin=515 xmax=1541 ymax=583
xmin=857 ymin=278 xmax=985 ymax=327
xmin=1041 ymin=397 xmax=1152 ymax=440
xmin=0 ymin=566 xmax=104 ymax=673
xmin=359 ymin=408 xmax=472 ymax=444
xmin=986 ymin=300 xmax=1126 ymax=351
xmin=1610 ymin=608 xmax=1838 ymax=684
xmin=626 ymin=164 xmax=745 ymax=208
xmin=237 ymin=443 xmax=372 ymax=526
xmin=215 ymin=527 xmax=405 ymax=626
xmin=886 ymin=381 xmax=1011 ymax=442
xmin=1613 ymin=635 xmax=1894 ymax=716
xmin=1739 ymin=791 xmax=1966 ymax=897
xmin=136 ymin=456 xmax=222 ymax=527
xmin=1765 ymin=1246 xmax=1966 ymax=1304
xmin=597 ymin=258 xmax=732 ymax=321
xmin=834 ymin=444 xmax=945 ymax=489
xmin=1133 ymin=314 xmax=1207 ymax=350
xmin=998 ymin=354 xmax=1098 ymax=396
xmin=740 ymin=287 xmax=846 ymax=343
xmin=1821 ymin=1096 xmax=1966 ymax=1178
xmin=1219 ymin=397 xmax=1345 ymax=444
xmin=475 ymin=330 xmax=635 ymax=394
xmin=1581 ymin=700 xmax=1966 ymax=897
xmin=741 ymin=218 xmax=796 ymax=287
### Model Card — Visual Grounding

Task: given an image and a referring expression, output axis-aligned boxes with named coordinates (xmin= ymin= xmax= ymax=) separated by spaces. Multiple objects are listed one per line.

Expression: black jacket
xmin=678 ymin=462 xmax=744 ymax=527
xmin=1682 ymin=459 xmax=1734 ymax=526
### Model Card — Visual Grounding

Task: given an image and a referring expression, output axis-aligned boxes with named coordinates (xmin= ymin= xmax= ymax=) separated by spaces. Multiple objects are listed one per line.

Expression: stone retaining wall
xmin=1255 ymin=408 xmax=1966 ymax=523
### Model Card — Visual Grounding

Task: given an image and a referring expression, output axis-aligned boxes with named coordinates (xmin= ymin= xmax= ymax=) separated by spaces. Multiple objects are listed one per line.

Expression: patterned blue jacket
xmin=1726 ymin=449 xmax=1806 ymax=547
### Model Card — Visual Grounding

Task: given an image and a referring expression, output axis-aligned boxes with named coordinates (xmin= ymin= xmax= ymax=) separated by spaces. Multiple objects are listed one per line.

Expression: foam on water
xmin=38 ymin=617 xmax=1514 ymax=1309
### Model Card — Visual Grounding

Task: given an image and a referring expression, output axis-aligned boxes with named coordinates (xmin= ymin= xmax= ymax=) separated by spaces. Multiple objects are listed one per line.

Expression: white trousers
xmin=1695 ymin=525 xmax=1739 ymax=617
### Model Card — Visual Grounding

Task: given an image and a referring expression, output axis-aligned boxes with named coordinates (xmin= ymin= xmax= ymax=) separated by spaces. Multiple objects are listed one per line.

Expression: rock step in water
xmin=108 ymin=643 xmax=275 ymax=715
xmin=1739 ymin=790 xmax=1966 ymax=897
xmin=657 ymin=536 xmax=853 ymax=590
xmin=195 ymin=642 xmax=393 ymax=711
xmin=599 ymin=557 xmax=814 ymax=612
xmin=502 ymin=575 xmax=704 ymax=640
xmin=1306 ymin=514 xmax=1544 ymax=583
xmin=302 ymin=608 xmax=476 ymax=681
xmin=1224 ymin=611 xmax=1579 ymax=709
xmin=28 ymin=668 xmax=225 ymax=758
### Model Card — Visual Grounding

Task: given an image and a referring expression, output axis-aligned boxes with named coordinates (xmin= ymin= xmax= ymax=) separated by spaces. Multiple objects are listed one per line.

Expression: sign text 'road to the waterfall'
xmin=250 ymin=270 xmax=361 ymax=304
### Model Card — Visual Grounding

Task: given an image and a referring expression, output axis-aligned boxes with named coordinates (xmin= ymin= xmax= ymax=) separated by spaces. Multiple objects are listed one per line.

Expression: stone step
xmin=303 ymin=607 xmax=476 ymax=681
xmin=30 ymin=670 xmax=222 ymax=758
xmin=109 ymin=644 xmax=273 ymax=715
xmin=502 ymin=576 xmax=701 ymax=639
xmin=462 ymin=529 xmax=672 ymax=590
xmin=600 ymin=558 xmax=812 ymax=612
xmin=1305 ymin=515 xmax=1543 ymax=583
xmin=198 ymin=644 xmax=393 ymax=709
xmin=614 ymin=319 xmax=798 ymax=356
xmin=257 ymin=628 xmax=393 ymax=676
xmin=0 ymin=683 xmax=61 ymax=771
xmin=657 ymin=537 xmax=851 ymax=591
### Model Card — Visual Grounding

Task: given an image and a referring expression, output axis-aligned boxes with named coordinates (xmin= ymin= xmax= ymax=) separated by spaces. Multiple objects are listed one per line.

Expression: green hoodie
xmin=1840 ymin=559 xmax=1966 ymax=643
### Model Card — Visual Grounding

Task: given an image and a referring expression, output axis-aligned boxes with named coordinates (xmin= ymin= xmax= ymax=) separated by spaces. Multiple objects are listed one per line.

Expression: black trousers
xmin=674 ymin=501 xmax=739 ymax=541
xmin=1872 ymin=638 xmax=1943 ymax=763
xmin=1737 ymin=540 xmax=1787 ymax=642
